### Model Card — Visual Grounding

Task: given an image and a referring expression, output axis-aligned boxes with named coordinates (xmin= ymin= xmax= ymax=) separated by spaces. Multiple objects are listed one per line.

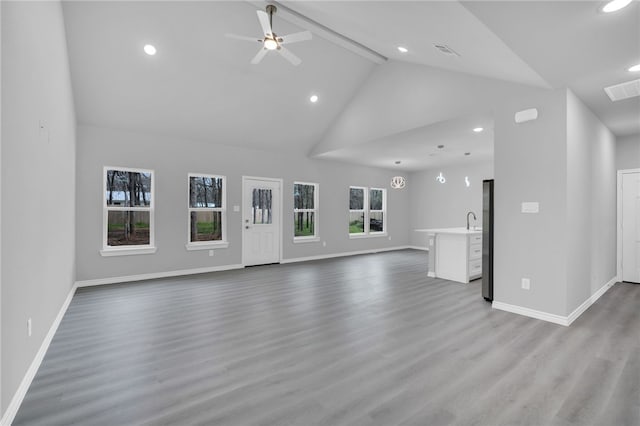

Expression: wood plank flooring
xmin=13 ymin=250 xmax=640 ymax=425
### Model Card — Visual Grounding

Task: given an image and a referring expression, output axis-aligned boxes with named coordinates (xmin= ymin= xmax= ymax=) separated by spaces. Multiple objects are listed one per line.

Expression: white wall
xmin=76 ymin=125 xmax=411 ymax=282
xmin=312 ymin=61 xmax=546 ymax=157
xmin=615 ymin=134 xmax=640 ymax=171
xmin=1 ymin=0 xmax=76 ymax=416
xmin=493 ymin=88 xmax=617 ymax=319
xmin=408 ymin=161 xmax=493 ymax=247
xmin=566 ymin=90 xmax=616 ymax=313
xmin=493 ymin=89 xmax=569 ymax=316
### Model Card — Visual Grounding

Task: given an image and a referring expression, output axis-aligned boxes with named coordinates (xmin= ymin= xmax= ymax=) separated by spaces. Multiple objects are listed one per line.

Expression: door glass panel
xmin=252 ymin=188 xmax=272 ymax=224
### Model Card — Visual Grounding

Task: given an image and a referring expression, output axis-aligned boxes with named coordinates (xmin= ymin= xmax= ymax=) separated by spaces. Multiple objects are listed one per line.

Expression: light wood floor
xmin=13 ymin=250 xmax=640 ymax=425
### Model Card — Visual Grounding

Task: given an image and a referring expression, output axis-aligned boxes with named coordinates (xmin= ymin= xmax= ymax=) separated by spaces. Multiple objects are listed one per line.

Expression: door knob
xmin=245 ymin=225 xmax=250 ymax=229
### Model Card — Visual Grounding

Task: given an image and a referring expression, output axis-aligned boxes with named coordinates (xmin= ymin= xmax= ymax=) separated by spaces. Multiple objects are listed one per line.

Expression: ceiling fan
xmin=225 ymin=5 xmax=312 ymax=66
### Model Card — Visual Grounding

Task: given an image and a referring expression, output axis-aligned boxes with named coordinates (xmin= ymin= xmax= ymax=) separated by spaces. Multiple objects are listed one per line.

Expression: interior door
xmin=243 ymin=178 xmax=281 ymax=266
xmin=622 ymin=171 xmax=640 ymax=283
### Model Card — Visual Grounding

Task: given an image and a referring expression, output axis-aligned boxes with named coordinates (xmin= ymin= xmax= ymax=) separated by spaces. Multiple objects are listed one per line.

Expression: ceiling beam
xmin=246 ymin=0 xmax=387 ymax=64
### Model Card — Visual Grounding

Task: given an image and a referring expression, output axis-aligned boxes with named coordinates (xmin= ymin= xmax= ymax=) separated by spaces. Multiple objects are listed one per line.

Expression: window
xmin=294 ymin=182 xmax=318 ymax=242
xmin=349 ymin=187 xmax=366 ymax=234
xmin=102 ymin=167 xmax=155 ymax=256
xmin=187 ymin=174 xmax=228 ymax=250
xmin=349 ymin=186 xmax=387 ymax=237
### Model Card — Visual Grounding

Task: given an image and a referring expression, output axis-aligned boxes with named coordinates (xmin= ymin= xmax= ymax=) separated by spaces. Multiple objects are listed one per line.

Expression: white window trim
xmin=101 ymin=166 xmax=155 ymax=257
xmin=186 ymin=173 xmax=228 ymax=251
xmin=348 ymin=186 xmax=388 ymax=239
xmin=349 ymin=186 xmax=368 ymax=237
xmin=293 ymin=181 xmax=319 ymax=242
xmin=369 ymin=187 xmax=387 ymax=236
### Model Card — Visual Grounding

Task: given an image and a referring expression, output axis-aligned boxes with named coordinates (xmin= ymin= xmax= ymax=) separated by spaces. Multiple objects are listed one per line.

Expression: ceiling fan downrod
xmin=266 ymin=4 xmax=277 ymax=32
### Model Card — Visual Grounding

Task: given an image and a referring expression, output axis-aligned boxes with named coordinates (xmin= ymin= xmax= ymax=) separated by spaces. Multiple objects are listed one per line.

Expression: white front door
xmin=243 ymin=177 xmax=281 ymax=266
xmin=622 ymin=171 xmax=640 ymax=283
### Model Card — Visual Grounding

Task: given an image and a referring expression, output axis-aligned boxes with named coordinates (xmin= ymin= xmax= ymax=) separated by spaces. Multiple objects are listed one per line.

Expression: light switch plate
xmin=233 ymin=205 xmax=240 ymax=212
xmin=521 ymin=202 xmax=539 ymax=213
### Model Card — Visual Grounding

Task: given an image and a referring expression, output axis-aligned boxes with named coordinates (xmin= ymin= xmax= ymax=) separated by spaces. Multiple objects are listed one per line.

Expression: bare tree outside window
xmin=349 ymin=186 xmax=386 ymax=236
xmin=349 ymin=187 xmax=365 ymax=234
xmin=188 ymin=175 xmax=225 ymax=243
xmin=104 ymin=168 xmax=153 ymax=248
xmin=294 ymin=182 xmax=318 ymax=239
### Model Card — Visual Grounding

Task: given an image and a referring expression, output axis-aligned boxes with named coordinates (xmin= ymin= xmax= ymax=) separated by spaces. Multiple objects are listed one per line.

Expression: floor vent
xmin=604 ymin=79 xmax=640 ymax=102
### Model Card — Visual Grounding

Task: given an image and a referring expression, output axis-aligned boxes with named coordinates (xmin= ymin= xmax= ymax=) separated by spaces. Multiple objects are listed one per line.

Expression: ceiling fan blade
xmin=278 ymin=47 xmax=302 ymax=66
xmin=225 ymin=33 xmax=261 ymax=43
xmin=279 ymin=31 xmax=312 ymax=45
xmin=251 ymin=48 xmax=268 ymax=65
xmin=256 ymin=10 xmax=272 ymax=36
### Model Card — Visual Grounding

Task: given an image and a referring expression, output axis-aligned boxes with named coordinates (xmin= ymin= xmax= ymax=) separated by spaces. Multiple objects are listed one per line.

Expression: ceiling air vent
xmin=604 ymin=79 xmax=640 ymax=102
xmin=433 ymin=44 xmax=460 ymax=57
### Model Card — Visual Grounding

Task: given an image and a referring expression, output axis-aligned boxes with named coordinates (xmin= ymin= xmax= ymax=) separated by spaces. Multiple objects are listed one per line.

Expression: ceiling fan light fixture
xmin=602 ymin=0 xmax=632 ymax=13
xmin=397 ymin=46 xmax=408 ymax=53
xmin=264 ymin=38 xmax=278 ymax=50
xmin=309 ymin=95 xmax=319 ymax=103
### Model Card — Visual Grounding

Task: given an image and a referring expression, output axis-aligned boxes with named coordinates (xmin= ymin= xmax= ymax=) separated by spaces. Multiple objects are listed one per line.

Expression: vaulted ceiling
xmin=62 ymin=1 xmax=640 ymax=171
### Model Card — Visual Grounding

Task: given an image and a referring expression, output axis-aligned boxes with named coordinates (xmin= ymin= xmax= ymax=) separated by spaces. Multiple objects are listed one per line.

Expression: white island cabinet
xmin=416 ymin=228 xmax=482 ymax=284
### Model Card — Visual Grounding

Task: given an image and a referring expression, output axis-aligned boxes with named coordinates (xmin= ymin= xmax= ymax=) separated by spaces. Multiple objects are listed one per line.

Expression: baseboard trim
xmin=407 ymin=245 xmax=429 ymax=251
xmin=1 ymin=282 xmax=78 ymax=426
xmin=566 ymin=276 xmax=617 ymax=326
xmin=491 ymin=300 xmax=570 ymax=326
xmin=281 ymin=246 xmax=413 ymax=264
xmin=76 ymin=264 xmax=245 ymax=287
xmin=492 ymin=276 xmax=618 ymax=327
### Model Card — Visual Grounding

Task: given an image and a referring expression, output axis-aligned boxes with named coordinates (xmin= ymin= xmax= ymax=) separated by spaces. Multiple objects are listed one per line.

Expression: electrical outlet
xmin=388 ymin=236 xmax=392 ymax=241
xmin=322 ymin=241 xmax=327 ymax=247
xmin=209 ymin=250 xmax=214 ymax=257
xmin=27 ymin=318 xmax=32 ymax=337
xmin=521 ymin=278 xmax=530 ymax=290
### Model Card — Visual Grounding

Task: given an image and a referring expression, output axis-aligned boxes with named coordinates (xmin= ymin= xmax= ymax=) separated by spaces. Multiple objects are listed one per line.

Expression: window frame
xmin=101 ymin=166 xmax=156 ymax=257
xmin=348 ymin=185 xmax=387 ymax=239
xmin=293 ymin=181 xmax=320 ymax=243
xmin=348 ymin=186 xmax=367 ymax=237
xmin=186 ymin=173 xmax=229 ymax=251
xmin=368 ymin=187 xmax=387 ymax=235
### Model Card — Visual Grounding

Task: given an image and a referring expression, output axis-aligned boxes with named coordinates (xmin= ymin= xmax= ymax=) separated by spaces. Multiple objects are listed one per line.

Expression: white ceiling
xmin=461 ymin=0 xmax=640 ymax=137
xmin=320 ymin=114 xmax=494 ymax=172
xmin=61 ymin=1 xmax=375 ymax=154
xmin=61 ymin=1 xmax=640 ymax=170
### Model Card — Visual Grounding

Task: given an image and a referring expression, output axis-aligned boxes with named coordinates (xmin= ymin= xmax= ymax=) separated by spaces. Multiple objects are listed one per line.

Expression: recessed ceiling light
xmin=629 ymin=63 xmax=640 ymax=72
xmin=464 ymin=152 xmax=471 ymax=156
xmin=143 ymin=44 xmax=157 ymax=56
xmin=473 ymin=127 xmax=484 ymax=133
xmin=397 ymin=46 xmax=408 ymax=53
xmin=309 ymin=95 xmax=319 ymax=103
xmin=437 ymin=144 xmax=445 ymax=149
xmin=395 ymin=160 xmax=402 ymax=165
xmin=602 ymin=0 xmax=632 ymax=13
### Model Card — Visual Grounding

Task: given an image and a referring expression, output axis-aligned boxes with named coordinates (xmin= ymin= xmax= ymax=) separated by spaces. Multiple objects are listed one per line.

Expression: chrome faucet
xmin=466 ymin=211 xmax=477 ymax=230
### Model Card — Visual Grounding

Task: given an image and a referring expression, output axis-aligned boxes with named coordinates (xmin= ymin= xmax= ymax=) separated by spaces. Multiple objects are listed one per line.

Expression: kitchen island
xmin=415 ymin=227 xmax=482 ymax=283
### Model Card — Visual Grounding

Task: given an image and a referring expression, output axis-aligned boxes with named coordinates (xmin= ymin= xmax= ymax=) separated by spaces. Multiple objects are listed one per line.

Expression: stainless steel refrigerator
xmin=482 ymin=180 xmax=494 ymax=301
